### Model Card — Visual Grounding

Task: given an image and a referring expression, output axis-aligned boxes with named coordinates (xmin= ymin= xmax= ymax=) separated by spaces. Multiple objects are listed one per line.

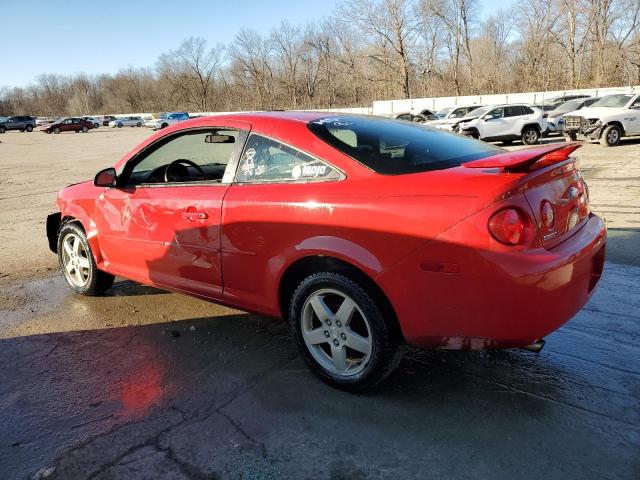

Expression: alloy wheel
xmin=607 ymin=128 xmax=619 ymax=145
xmin=301 ymin=288 xmax=372 ymax=376
xmin=61 ymin=233 xmax=91 ymax=287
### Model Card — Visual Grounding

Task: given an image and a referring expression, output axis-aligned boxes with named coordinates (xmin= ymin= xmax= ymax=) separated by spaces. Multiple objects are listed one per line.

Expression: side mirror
xmin=94 ymin=167 xmax=117 ymax=187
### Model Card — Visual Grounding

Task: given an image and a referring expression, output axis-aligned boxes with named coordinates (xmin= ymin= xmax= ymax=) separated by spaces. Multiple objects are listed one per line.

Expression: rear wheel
xmin=81 ymin=126 xmax=88 ymax=133
xmin=57 ymin=223 xmax=114 ymax=295
xmin=136 ymin=122 xmax=142 ymax=127
xmin=26 ymin=125 xmax=33 ymax=132
xmin=600 ymin=125 xmax=621 ymax=147
xmin=53 ymin=127 xmax=60 ymax=134
xmin=521 ymin=126 xmax=540 ymax=145
xmin=93 ymin=123 xmax=99 ymax=128
xmin=289 ymin=272 xmax=401 ymax=391
xmin=0 ymin=126 xmax=5 ymax=134
xmin=117 ymin=122 xmax=123 ymax=128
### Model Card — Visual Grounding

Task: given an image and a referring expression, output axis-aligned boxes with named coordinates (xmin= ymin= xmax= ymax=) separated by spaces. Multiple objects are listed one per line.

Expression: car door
xmin=61 ymin=119 xmax=73 ymax=132
xmin=627 ymin=96 xmax=640 ymax=134
xmin=480 ymin=107 xmax=506 ymax=138
xmin=503 ymin=105 xmax=525 ymax=135
xmin=221 ymin=133 xmax=344 ymax=312
xmin=93 ymin=126 xmax=248 ymax=299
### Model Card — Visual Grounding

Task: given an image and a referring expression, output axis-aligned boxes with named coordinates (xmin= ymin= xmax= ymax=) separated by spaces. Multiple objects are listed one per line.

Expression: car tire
xmin=136 ymin=122 xmax=142 ymax=127
xmin=57 ymin=222 xmax=115 ymax=296
xmin=53 ymin=127 xmax=60 ymax=134
xmin=0 ymin=126 xmax=5 ymax=134
xmin=94 ymin=123 xmax=99 ymax=128
xmin=600 ymin=125 xmax=621 ymax=147
xmin=117 ymin=123 xmax=123 ymax=128
xmin=521 ymin=126 xmax=540 ymax=145
xmin=160 ymin=123 xmax=168 ymax=129
xmin=564 ymin=132 xmax=577 ymax=142
xmin=26 ymin=125 xmax=33 ymax=132
xmin=289 ymin=272 xmax=401 ymax=391
xmin=82 ymin=126 xmax=88 ymax=133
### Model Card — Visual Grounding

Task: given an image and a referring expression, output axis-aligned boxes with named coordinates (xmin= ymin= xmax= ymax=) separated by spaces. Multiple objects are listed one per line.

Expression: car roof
xmin=171 ymin=110 xmax=344 ymax=128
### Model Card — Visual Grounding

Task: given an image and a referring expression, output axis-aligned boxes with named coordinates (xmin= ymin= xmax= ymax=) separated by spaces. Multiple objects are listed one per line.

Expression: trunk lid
xmin=465 ymin=143 xmax=589 ymax=249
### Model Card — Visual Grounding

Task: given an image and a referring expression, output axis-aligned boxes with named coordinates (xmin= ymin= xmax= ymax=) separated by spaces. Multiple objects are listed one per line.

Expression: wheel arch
xmin=521 ymin=122 xmax=541 ymax=134
xmin=57 ymin=213 xmax=104 ymax=266
xmin=602 ymin=120 xmax=625 ymax=137
xmin=278 ymin=255 xmax=403 ymax=342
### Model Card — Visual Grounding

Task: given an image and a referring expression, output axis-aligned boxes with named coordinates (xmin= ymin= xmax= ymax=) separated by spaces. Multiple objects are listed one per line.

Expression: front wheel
xmin=521 ymin=126 xmax=540 ymax=145
xmin=136 ymin=122 xmax=142 ymax=127
xmin=53 ymin=127 xmax=61 ymax=134
xmin=289 ymin=272 xmax=401 ymax=391
xmin=94 ymin=123 xmax=99 ymax=128
xmin=57 ymin=223 xmax=114 ymax=295
xmin=117 ymin=123 xmax=123 ymax=128
xmin=600 ymin=125 xmax=621 ymax=147
xmin=0 ymin=126 xmax=5 ymax=134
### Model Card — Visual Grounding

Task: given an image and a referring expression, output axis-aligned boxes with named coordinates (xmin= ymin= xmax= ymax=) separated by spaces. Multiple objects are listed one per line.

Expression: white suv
xmin=453 ymin=104 xmax=547 ymax=145
xmin=562 ymin=93 xmax=640 ymax=146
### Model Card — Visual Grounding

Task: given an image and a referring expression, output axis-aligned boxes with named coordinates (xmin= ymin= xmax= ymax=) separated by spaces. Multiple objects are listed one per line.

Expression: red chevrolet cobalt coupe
xmin=47 ymin=112 xmax=605 ymax=390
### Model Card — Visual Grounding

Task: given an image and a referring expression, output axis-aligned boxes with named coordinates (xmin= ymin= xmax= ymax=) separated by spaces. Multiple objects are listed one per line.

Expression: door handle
xmin=182 ymin=208 xmax=208 ymax=222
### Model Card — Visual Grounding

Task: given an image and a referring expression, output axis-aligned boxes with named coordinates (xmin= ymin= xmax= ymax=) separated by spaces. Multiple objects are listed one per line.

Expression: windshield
xmin=461 ymin=107 xmax=489 ymax=119
xmin=308 ymin=115 xmax=502 ymax=175
xmin=591 ymin=94 xmax=633 ymax=108
xmin=553 ymin=99 xmax=583 ymax=112
xmin=435 ymin=108 xmax=453 ymax=118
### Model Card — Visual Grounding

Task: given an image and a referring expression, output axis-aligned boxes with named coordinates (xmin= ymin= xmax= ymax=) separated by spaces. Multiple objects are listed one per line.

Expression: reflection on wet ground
xmin=0 ymin=263 xmax=639 ymax=480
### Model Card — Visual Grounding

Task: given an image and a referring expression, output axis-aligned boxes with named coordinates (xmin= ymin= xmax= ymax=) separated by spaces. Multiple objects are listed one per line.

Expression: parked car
xmin=46 ymin=112 xmax=605 ymax=391
xmin=563 ymin=93 xmax=640 ymax=146
xmin=109 ymin=116 xmax=144 ymax=128
xmin=434 ymin=107 xmax=454 ymax=119
xmin=102 ymin=115 xmax=117 ymax=127
xmin=83 ymin=116 xmax=102 ymax=128
xmin=144 ymin=112 xmax=190 ymax=130
xmin=40 ymin=117 xmax=94 ymax=134
xmin=546 ymin=97 xmax=599 ymax=133
xmin=427 ymin=105 xmax=484 ymax=131
xmin=454 ymin=104 xmax=547 ymax=145
xmin=0 ymin=115 xmax=37 ymax=133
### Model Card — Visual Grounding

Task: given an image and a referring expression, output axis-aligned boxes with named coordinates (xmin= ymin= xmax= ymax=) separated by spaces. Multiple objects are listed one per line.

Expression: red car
xmin=41 ymin=117 xmax=94 ymax=134
xmin=46 ymin=112 xmax=606 ymax=390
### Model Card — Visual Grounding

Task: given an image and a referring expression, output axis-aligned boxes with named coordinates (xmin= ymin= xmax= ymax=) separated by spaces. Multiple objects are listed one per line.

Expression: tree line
xmin=1 ymin=0 xmax=639 ymax=116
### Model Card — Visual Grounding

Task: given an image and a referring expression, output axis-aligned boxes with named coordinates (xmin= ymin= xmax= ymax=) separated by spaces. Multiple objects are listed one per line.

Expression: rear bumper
xmin=377 ymin=214 xmax=606 ymax=349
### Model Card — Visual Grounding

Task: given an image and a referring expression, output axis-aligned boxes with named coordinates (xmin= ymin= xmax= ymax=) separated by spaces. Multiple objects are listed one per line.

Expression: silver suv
xmin=0 ymin=116 xmax=37 ymax=133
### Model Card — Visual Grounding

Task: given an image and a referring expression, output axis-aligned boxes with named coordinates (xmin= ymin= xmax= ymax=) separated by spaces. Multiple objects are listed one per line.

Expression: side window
xmin=522 ymin=106 xmax=535 ymax=114
xmin=487 ymin=108 xmax=503 ymax=119
xmin=504 ymin=106 xmax=524 ymax=117
xmin=235 ymin=134 xmax=342 ymax=183
xmin=631 ymin=96 xmax=640 ymax=107
xmin=127 ymin=129 xmax=242 ymax=185
xmin=397 ymin=114 xmax=411 ymax=121
xmin=449 ymin=108 xmax=466 ymax=118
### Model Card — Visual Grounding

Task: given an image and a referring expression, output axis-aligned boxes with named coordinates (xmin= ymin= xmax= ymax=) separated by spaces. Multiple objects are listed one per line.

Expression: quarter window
xmin=504 ymin=106 xmax=524 ymax=117
xmin=235 ymin=134 xmax=341 ymax=183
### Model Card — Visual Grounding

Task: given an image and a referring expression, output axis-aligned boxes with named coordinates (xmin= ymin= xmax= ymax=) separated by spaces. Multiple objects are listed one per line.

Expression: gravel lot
xmin=0 ymin=127 xmax=638 ymax=480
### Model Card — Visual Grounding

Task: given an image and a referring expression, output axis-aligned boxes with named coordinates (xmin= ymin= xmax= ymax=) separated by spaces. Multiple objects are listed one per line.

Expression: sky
xmin=2 ymin=0 xmax=516 ymax=89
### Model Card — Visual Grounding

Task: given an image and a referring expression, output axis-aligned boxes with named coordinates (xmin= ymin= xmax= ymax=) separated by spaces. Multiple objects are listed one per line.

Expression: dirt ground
xmin=0 ymin=127 xmax=639 ymax=480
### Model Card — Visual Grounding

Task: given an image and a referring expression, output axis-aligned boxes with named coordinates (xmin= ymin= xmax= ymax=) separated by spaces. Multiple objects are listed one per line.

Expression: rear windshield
xmin=308 ymin=115 xmax=502 ymax=174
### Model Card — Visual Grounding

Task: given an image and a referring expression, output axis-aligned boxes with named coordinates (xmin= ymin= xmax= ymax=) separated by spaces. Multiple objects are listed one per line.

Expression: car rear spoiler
xmin=463 ymin=143 xmax=582 ymax=173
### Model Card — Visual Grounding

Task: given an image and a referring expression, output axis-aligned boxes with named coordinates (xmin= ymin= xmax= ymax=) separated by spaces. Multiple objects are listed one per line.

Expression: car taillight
xmin=541 ymin=201 xmax=554 ymax=228
xmin=488 ymin=208 xmax=526 ymax=245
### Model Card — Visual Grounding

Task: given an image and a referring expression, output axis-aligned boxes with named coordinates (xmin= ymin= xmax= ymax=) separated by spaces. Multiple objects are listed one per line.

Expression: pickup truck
xmin=563 ymin=93 xmax=640 ymax=146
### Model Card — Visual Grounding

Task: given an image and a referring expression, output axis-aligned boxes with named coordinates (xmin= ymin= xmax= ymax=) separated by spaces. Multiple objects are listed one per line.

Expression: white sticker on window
xmin=291 ymin=165 xmax=302 ymax=179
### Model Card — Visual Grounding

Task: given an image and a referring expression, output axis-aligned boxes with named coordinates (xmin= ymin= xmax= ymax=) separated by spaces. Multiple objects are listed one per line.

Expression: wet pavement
xmin=1 ymin=261 xmax=639 ymax=480
xmin=0 ymin=131 xmax=639 ymax=479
